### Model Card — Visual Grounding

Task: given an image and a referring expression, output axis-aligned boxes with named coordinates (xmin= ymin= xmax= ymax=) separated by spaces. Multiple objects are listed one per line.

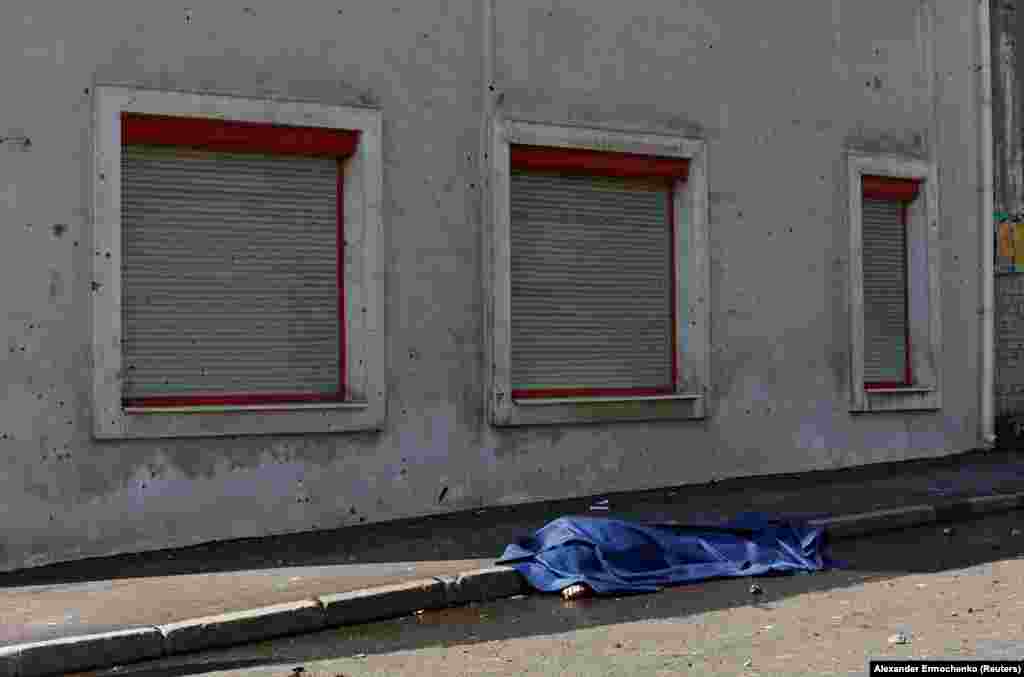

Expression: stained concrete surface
xmin=3 ymin=448 xmax=1024 ymax=653
xmin=0 ymin=560 xmax=493 ymax=647
xmin=66 ymin=510 xmax=1024 ymax=677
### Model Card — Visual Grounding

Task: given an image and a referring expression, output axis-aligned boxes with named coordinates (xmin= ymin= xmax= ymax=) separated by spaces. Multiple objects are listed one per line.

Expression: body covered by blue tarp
xmin=496 ymin=513 xmax=834 ymax=595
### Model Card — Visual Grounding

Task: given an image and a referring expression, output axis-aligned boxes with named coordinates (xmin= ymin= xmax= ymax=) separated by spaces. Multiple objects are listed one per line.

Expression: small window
xmin=92 ymin=86 xmax=385 ymax=438
xmin=489 ymin=120 xmax=710 ymax=426
xmin=847 ymin=152 xmax=941 ymax=413
xmin=861 ymin=176 xmax=918 ymax=389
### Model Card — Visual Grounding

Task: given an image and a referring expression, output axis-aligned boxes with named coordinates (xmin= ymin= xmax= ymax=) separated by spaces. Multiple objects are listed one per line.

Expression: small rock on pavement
xmin=1011 ymin=528 xmax=1022 ymax=537
xmin=942 ymin=527 xmax=954 ymax=536
xmin=888 ymin=632 xmax=910 ymax=645
xmin=749 ymin=583 xmax=764 ymax=595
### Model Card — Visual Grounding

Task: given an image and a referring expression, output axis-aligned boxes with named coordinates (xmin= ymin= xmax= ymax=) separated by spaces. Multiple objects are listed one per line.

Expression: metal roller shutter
xmin=509 ymin=170 xmax=674 ymax=392
xmin=121 ymin=144 xmax=341 ymax=401
xmin=862 ymin=197 xmax=909 ymax=385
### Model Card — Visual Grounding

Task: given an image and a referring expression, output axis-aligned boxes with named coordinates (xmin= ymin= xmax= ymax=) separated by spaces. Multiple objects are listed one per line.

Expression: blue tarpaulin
xmin=496 ymin=513 xmax=835 ymax=595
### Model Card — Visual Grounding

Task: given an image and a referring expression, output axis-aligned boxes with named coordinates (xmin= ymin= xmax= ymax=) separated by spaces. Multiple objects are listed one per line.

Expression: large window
xmin=847 ymin=152 xmax=941 ymax=413
xmin=92 ymin=86 xmax=385 ymax=439
xmin=489 ymin=120 xmax=710 ymax=426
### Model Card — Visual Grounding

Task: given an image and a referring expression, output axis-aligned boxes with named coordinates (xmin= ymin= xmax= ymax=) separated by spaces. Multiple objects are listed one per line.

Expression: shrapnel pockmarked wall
xmin=0 ymin=0 xmax=987 ymax=572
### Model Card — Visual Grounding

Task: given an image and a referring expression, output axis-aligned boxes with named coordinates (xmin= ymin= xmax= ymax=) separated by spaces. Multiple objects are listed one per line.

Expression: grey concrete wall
xmin=0 ymin=0 xmax=984 ymax=573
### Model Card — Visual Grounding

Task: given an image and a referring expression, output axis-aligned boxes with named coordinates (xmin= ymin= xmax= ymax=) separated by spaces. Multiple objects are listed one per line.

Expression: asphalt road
xmin=74 ymin=509 xmax=1024 ymax=677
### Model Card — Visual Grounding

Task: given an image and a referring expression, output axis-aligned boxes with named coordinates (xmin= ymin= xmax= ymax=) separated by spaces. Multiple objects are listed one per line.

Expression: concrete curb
xmin=0 ymin=627 xmax=164 ymax=677
xmin=2 ymin=491 xmax=1022 ymax=677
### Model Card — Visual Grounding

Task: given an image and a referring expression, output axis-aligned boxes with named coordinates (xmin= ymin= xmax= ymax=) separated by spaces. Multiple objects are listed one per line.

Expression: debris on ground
xmin=590 ymin=498 xmax=610 ymax=511
xmin=750 ymin=583 xmax=764 ymax=595
xmin=1011 ymin=528 xmax=1022 ymax=537
xmin=942 ymin=527 xmax=954 ymax=536
xmin=744 ymin=659 xmax=753 ymax=668
xmin=888 ymin=632 xmax=909 ymax=645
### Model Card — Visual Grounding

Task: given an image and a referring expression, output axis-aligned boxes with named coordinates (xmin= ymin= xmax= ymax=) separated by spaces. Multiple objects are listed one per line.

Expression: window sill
xmin=861 ymin=386 xmax=935 ymax=395
xmin=494 ymin=392 xmax=705 ymax=426
xmin=95 ymin=399 xmax=382 ymax=440
xmin=851 ymin=386 xmax=941 ymax=413
xmin=123 ymin=401 xmax=369 ymax=415
xmin=513 ymin=393 xmax=702 ymax=406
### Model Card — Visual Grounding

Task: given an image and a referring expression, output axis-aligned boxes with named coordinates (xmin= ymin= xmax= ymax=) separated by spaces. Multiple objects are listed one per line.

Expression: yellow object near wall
xmin=1014 ymin=223 xmax=1024 ymax=267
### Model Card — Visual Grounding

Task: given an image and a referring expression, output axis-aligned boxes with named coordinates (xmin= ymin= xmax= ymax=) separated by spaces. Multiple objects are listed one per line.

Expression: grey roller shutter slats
xmin=510 ymin=171 xmax=674 ymax=391
xmin=121 ymin=145 xmax=340 ymax=399
xmin=862 ymin=198 xmax=908 ymax=384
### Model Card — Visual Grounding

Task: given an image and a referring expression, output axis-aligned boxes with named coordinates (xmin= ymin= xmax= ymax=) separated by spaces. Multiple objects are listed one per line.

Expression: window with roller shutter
xmin=509 ymin=153 xmax=680 ymax=399
xmin=488 ymin=119 xmax=711 ymax=426
xmin=119 ymin=114 xmax=353 ymax=408
xmin=91 ymin=86 xmax=385 ymax=439
xmin=860 ymin=175 xmax=919 ymax=389
xmin=846 ymin=151 xmax=941 ymax=413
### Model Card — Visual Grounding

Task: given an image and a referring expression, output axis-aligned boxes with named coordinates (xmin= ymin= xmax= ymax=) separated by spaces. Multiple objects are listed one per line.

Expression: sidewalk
xmin=2 ymin=447 xmax=1024 ymax=676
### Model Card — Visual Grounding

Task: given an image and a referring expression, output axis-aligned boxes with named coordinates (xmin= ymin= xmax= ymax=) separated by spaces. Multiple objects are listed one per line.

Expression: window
xmin=92 ymin=86 xmax=385 ymax=438
xmin=847 ymin=152 xmax=941 ymax=412
xmin=488 ymin=120 xmax=710 ymax=426
xmin=862 ymin=176 xmax=918 ymax=389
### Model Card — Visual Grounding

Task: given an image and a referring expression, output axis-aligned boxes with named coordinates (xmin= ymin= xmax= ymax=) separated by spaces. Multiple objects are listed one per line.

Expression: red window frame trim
xmin=509 ymin=144 xmax=691 ymax=180
xmin=862 ymin=176 xmax=918 ymax=391
xmin=121 ymin=113 xmax=360 ymax=158
xmin=509 ymin=145 xmax=686 ymax=400
xmin=120 ymin=113 xmax=355 ymax=409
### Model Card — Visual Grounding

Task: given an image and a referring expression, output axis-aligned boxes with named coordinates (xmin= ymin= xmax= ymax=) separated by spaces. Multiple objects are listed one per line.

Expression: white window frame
xmin=847 ymin=151 xmax=942 ymax=413
xmin=488 ymin=119 xmax=710 ymax=426
xmin=91 ymin=85 xmax=385 ymax=439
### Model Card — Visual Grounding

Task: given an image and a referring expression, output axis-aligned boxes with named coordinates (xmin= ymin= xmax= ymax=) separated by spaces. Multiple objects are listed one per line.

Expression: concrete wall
xmin=0 ymin=0 xmax=985 ymax=572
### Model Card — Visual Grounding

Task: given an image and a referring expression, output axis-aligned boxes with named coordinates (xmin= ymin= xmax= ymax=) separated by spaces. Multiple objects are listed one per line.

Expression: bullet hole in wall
xmin=51 ymin=223 xmax=67 ymax=238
